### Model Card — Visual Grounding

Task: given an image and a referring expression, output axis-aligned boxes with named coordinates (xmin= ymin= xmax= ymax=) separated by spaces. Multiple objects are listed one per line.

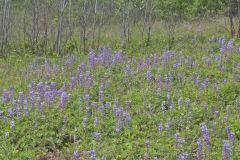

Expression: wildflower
xmin=29 ymin=91 xmax=35 ymax=109
xmin=18 ymin=92 xmax=24 ymax=105
xmin=60 ymin=92 xmax=68 ymax=108
xmin=24 ymin=99 xmax=29 ymax=117
xmin=13 ymin=100 xmax=21 ymax=119
xmin=73 ymin=149 xmax=79 ymax=159
xmin=226 ymin=127 xmax=235 ymax=141
xmin=146 ymin=69 xmax=152 ymax=81
xmin=158 ymin=123 xmax=163 ymax=132
xmin=100 ymin=105 xmax=105 ymax=116
xmin=200 ymin=123 xmax=210 ymax=149
xmin=123 ymin=111 xmax=131 ymax=123
xmin=165 ymin=118 xmax=171 ymax=131
xmin=91 ymin=102 xmax=98 ymax=110
xmin=2 ymin=89 xmax=9 ymax=104
xmin=197 ymin=138 xmax=202 ymax=159
xmin=222 ymin=140 xmax=231 ymax=160
xmin=90 ymin=149 xmax=96 ymax=160
xmin=179 ymin=152 xmax=189 ymax=160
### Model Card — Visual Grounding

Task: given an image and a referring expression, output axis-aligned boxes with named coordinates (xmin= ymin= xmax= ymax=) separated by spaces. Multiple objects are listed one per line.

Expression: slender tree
xmin=54 ymin=0 xmax=68 ymax=54
xmin=0 ymin=0 xmax=11 ymax=54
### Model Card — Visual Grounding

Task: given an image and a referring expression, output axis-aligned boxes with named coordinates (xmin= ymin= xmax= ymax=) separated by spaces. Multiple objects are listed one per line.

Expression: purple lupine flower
xmin=220 ymin=47 xmax=225 ymax=56
xmin=24 ymin=99 xmax=29 ymax=117
xmin=90 ymin=149 xmax=96 ymax=160
xmin=200 ymin=123 xmax=210 ymax=149
xmin=70 ymin=76 xmax=77 ymax=89
xmin=98 ymin=90 xmax=104 ymax=102
xmin=146 ymin=69 xmax=152 ymax=81
xmin=113 ymin=51 xmax=123 ymax=63
xmin=123 ymin=111 xmax=131 ymax=123
xmin=60 ymin=92 xmax=68 ymax=108
xmin=115 ymin=108 xmax=123 ymax=118
xmin=158 ymin=123 xmax=163 ymax=132
xmin=165 ymin=118 xmax=171 ymax=131
xmin=50 ymin=82 xmax=56 ymax=90
xmin=179 ymin=152 xmax=189 ymax=160
xmin=227 ymin=40 xmax=233 ymax=53
xmin=91 ymin=102 xmax=98 ymax=110
xmin=175 ymin=132 xmax=180 ymax=147
xmin=85 ymin=71 xmax=94 ymax=88
xmin=84 ymin=94 xmax=90 ymax=103
xmin=173 ymin=63 xmax=178 ymax=70
xmin=73 ymin=149 xmax=79 ymax=159
xmin=222 ymin=140 xmax=232 ymax=160
xmin=105 ymin=102 xmax=111 ymax=110
xmin=98 ymin=83 xmax=104 ymax=102
xmin=124 ymin=65 xmax=131 ymax=81
xmin=194 ymin=75 xmax=200 ymax=86
xmin=18 ymin=92 xmax=24 ymax=105
xmin=226 ymin=127 xmax=235 ymax=141
xmin=197 ymin=138 xmax=202 ymax=159
xmin=78 ymin=63 xmax=86 ymax=75
xmin=2 ymin=89 xmax=9 ymax=104
xmin=215 ymin=111 xmax=220 ymax=118
xmin=204 ymin=77 xmax=209 ymax=89
xmin=37 ymin=82 xmax=44 ymax=95
xmin=44 ymin=59 xmax=51 ymax=73
xmin=100 ymin=105 xmax=105 ymax=116
xmin=29 ymin=91 xmax=35 ymax=109
xmin=13 ymin=100 xmax=21 ymax=119
xmin=164 ymin=74 xmax=169 ymax=88
xmin=44 ymin=91 xmax=51 ymax=104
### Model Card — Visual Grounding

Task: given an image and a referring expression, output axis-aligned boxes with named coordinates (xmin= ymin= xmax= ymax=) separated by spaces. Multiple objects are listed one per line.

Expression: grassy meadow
xmin=0 ymin=17 xmax=240 ymax=160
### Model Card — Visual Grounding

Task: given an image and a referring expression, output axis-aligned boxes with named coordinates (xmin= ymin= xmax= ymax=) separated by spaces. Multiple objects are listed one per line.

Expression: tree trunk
xmin=229 ymin=0 xmax=235 ymax=37
xmin=92 ymin=0 xmax=98 ymax=48
xmin=0 ymin=0 xmax=11 ymax=54
xmin=54 ymin=0 xmax=68 ymax=55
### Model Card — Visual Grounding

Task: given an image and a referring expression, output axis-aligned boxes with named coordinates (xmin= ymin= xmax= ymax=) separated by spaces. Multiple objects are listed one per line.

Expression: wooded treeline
xmin=0 ymin=0 xmax=239 ymax=55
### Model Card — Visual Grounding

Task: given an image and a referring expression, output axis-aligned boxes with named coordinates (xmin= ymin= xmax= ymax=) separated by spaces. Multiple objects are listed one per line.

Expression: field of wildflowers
xmin=0 ymin=37 xmax=240 ymax=159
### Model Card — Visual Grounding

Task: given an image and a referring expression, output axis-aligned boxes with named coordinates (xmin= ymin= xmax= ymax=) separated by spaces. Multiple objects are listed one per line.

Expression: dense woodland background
xmin=1 ymin=0 xmax=239 ymax=55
